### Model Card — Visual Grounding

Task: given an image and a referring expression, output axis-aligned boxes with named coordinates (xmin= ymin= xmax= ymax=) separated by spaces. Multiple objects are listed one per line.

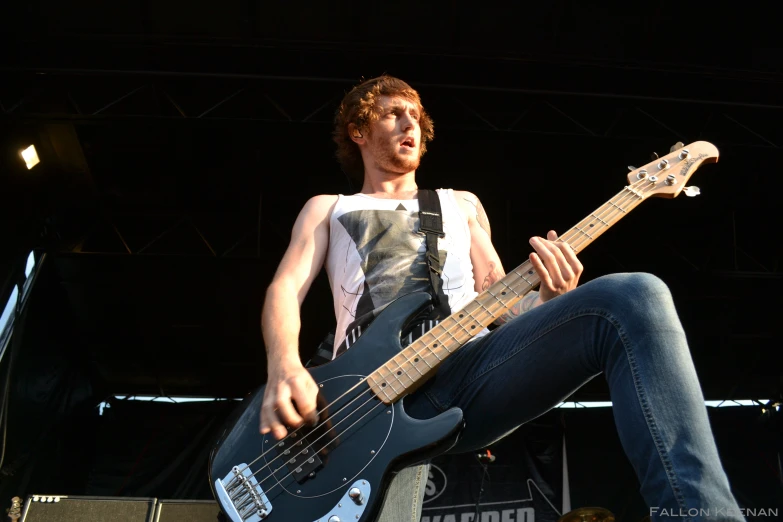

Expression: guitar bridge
xmin=215 ymin=464 xmax=272 ymax=521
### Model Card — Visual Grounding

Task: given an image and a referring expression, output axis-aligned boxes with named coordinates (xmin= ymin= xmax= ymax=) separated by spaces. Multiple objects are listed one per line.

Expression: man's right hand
xmin=259 ymin=361 xmax=319 ymax=440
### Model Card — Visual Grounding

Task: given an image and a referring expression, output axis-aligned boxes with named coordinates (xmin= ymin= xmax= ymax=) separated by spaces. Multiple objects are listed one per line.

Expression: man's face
xmin=364 ymin=95 xmax=423 ymax=174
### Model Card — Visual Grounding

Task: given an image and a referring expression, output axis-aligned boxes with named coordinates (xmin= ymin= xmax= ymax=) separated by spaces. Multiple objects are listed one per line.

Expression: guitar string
xmin=227 ymin=331 xmax=436 ymax=498
xmin=229 ymin=395 xmax=384 ymax=518
xmin=227 ymin=332 xmax=435 ymax=490
xmin=436 ymin=178 xmax=650 ymax=340
xmin=225 ymin=176 xmax=653 ymax=493
xmin=226 ymin=176 xmax=653 ymax=498
xmin=371 ymin=177 xmax=656 ymax=409
xmin=368 ymin=175 xmax=650 ymax=394
xmin=377 ymin=176 xmax=652 ymax=389
xmin=558 ymin=178 xmax=647 ymax=256
xmin=245 ymin=394 xmax=386 ymax=516
xmin=225 ymin=177 xmax=654 ymax=495
xmin=355 ymin=176 xmax=654 ymax=425
xmin=236 ymin=178 xmax=657 ymax=513
xmin=226 ymin=177 xmax=656 ymax=516
xmin=228 ymin=382 xmax=382 ymax=489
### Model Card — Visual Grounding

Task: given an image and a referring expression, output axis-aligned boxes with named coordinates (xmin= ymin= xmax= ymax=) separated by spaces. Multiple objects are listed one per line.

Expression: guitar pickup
xmin=274 ymin=431 xmax=324 ymax=484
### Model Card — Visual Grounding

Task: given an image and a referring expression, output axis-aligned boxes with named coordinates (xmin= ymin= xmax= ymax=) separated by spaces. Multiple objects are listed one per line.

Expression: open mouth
xmin=400 ymin=137 xmax=415 ymax=148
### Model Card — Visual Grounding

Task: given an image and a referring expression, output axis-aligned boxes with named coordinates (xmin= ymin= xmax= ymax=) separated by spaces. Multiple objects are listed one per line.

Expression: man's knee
xmin=585 ymin=272 xmax=677 ymax=320
xmin=607 ymin=271 xmax=669 ymax=293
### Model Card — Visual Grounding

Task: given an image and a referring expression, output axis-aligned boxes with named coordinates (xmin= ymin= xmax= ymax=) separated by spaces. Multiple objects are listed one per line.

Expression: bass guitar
xmin=209 ymin=141 xmax=719 ymax=522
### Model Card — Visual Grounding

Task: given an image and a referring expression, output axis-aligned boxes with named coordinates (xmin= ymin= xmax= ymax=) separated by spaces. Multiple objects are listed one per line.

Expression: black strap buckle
xmin=419 ymin=211 xmax=445 ymax=238
xmin=427 ymin=252 xmax=443 ymax=274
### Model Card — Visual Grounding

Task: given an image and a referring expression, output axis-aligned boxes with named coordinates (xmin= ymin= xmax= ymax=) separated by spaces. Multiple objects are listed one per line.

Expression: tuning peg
xmin=683 ymin=186 xmax=701 ymax=197
xmin=651 ymin=152 xmax=659 ymax=160
xmin=670 ymin=141 xmax=685 ymax=152
xmin=627 ymin=165 xmax=637 ymax=171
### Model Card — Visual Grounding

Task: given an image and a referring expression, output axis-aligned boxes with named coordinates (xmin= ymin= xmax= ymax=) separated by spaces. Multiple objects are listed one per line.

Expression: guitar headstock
xmin=626 ymin=141 xmax=719 ymax=199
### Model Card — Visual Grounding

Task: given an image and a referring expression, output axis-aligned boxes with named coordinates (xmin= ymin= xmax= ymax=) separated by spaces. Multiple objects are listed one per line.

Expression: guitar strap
xmin=417 ymin=189 xmax=446 ymax=306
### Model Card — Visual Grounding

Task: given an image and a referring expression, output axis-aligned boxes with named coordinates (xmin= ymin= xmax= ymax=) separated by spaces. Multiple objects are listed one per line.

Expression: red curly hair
xmin=332 ymin=75 xmax=435 ymax=181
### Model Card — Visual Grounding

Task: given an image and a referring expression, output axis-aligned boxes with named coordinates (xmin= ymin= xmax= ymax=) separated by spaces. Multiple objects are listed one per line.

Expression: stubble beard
xmin=371 ymin=136 xmax=421 ymax=174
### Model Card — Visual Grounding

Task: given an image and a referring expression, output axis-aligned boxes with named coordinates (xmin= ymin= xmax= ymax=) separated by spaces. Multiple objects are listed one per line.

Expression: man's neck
xmin=360 ymin=172 xmax=418 ymax=199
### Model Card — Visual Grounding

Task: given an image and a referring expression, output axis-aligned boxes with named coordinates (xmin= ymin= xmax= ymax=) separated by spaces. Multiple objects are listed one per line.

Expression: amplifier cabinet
xmin=20 ymin=495 xmax=157 ymax=522
xmin=154 ymin=499 xmax=222 ymax=522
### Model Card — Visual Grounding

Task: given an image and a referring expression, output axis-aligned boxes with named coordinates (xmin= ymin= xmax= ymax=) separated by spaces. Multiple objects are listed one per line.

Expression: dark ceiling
xmin=1 ymin=1 xmax=781 ymax=402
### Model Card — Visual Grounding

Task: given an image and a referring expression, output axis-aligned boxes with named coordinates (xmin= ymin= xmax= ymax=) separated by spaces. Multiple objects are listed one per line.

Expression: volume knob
xmin=348 ymin=487 xmax=364 ymax=505
xmin=328 ymin=517 xmax=341 ymax=522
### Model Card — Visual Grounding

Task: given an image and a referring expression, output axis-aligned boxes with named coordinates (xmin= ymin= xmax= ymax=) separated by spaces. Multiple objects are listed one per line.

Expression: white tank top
xmin=324 ymin=189 xmax=482 ymax=356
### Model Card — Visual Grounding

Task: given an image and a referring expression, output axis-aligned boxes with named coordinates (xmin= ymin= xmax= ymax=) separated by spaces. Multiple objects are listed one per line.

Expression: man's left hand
xmin=529 ymin=230 xmax=583 ymax=303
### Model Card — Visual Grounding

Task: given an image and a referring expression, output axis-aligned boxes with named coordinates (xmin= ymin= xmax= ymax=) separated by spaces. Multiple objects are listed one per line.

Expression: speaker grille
xmin=22 ymin=496 xmax=156 ymax=522
xmin=154 ymin=500 xmax=221 ymax=522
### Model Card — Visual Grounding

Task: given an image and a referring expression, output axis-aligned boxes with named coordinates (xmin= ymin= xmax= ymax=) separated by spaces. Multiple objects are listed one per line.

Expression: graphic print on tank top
xmin=335 ymin=208 xmax=450 ymax=354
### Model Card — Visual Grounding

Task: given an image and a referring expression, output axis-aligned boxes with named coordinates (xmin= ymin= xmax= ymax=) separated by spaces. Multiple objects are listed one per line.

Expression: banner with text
xmin=420 ymin=419 xmax=567 ymax=522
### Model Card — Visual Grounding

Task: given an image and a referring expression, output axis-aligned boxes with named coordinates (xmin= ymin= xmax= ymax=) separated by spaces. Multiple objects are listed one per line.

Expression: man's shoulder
xmin=299 ymin=194 xmax=340 ymax=220
xmin=441 ymin=189 xmax=479 ymax=225
xmin=307 ymin=194 xmax=340 ymax=205
xmin=448 ymin=189 xmax=481 ymax=211
xmin=303 ymin=194 xmax=340 ymax=207
xmin=447 ymin=189 xmax=479 ymax=202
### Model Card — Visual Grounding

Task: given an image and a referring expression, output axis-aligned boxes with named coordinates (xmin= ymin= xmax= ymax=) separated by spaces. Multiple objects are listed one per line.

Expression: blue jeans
xmin=405 ymin=273 xmax=744 ymax=522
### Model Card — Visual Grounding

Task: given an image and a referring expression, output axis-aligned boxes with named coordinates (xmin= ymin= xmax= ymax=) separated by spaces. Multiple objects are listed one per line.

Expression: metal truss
xmin=61 ymin=211 xmax=288 ymax=260
xmin=1 ymin=71 xmax=782 ymax=149
xmin=3 ymin=71 xmax=781 ymax=281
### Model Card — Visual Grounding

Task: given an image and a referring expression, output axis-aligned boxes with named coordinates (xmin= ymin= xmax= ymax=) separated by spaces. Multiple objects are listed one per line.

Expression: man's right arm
xmin=260 ymin=194 xmax=338 ymax=440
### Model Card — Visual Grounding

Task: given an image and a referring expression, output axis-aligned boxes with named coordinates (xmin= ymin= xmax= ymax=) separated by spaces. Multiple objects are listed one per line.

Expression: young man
xmin=259 ymin=75 xmax=743 ymax=520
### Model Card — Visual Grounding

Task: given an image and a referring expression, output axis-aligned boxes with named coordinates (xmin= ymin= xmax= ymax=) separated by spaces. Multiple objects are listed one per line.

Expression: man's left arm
xmin=456 ymin=191 xmax=583 ymax=325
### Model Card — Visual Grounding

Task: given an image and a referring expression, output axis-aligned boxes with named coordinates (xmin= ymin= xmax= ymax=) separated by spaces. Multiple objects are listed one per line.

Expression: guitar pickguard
xmin=262 ymin=374 xmax=394 ymax=499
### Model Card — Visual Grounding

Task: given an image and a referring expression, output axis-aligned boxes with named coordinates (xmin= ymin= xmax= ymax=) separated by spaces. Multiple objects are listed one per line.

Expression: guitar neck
xmin=367 ymin=180 xmax=651 ymax=403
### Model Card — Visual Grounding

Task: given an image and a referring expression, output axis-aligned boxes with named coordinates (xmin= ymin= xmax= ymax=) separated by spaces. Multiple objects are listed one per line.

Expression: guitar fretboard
xmin=367 ymin=182 xmax=651 ymax=404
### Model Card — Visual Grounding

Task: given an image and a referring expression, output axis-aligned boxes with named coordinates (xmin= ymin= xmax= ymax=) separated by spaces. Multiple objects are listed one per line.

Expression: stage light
xmin=21 ymin=145 xmax=40 ymax=170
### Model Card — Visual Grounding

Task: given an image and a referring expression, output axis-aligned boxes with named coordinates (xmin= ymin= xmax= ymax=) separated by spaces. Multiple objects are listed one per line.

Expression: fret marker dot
xmin=381 ymin=383 xmax=386 ymax=387
xmin=501 ymin=291 xmax=506 ymax=295
xmin=414 ymin=358 xmax=419 ymax=362
xmin=528 ymin=270 xmax=533 ymax=274
xmin=471 ymin=325 xmax=476 ymax=329
xmin=589 ymin=224 xmax=595 ymax=227
xmin=397 ymin=371 xmax=402 ymax=375
xmin=433 ymin=343 xmax=438 ymax=348
xmin=459 ymin=314 xmax=464 ymax=318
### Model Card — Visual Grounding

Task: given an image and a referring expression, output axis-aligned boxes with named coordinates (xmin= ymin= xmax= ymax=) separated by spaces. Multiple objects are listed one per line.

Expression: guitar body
xmin=209 ymin=292 xmax=464 ymax=522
